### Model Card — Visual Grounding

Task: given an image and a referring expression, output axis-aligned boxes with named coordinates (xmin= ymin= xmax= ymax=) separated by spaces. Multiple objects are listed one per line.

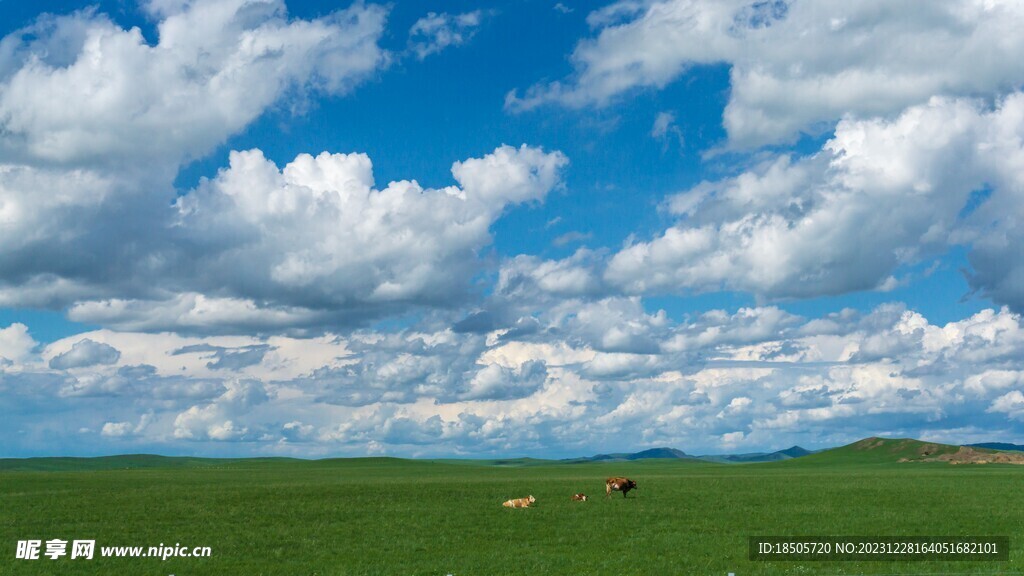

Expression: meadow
xmin=2 ymin=441 xmax=1022 ymax=575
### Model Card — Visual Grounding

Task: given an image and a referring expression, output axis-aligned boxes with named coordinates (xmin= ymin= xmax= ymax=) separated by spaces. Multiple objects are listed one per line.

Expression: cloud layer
xmin=6 ymin=302 xmax=1024 ymax=457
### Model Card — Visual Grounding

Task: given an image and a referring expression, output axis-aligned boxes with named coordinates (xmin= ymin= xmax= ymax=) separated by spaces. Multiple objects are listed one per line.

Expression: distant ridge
xmin=565 ymin=445 xmax=813 ymax=464
xmin=586 ymin=447 xmax=692 ymax=461
xmin=700 ymin=445 xmax=813 ymax=463
xmin=967 ymin=442 xmax=1024 ymax=452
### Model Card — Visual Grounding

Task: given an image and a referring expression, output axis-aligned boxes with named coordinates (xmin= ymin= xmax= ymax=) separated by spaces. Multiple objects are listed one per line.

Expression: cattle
xmin=502 ymin=495 xmax=536 ymax=508
xmin=570 ymin=493 xmax=588 ymax=501
xmin=605 ymin=477 xmax=637 ymax=498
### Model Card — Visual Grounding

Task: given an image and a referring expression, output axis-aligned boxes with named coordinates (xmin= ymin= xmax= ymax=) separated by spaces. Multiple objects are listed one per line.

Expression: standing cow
xmin=605 ymin=477 xmax=637 ymax=498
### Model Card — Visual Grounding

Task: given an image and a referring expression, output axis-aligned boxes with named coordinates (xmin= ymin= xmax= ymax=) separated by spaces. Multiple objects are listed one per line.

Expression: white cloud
xmin=163 ymin=144 xmax=566 ymax=321
xmin=408 ymin=11 xmax=484 ymax=60
xmin=605 ymin=95 xmax=1024 ymax=306
xmin=48 ymin=339 xmax=121 ymax=370
xmin=67 ymin=293 xmax=327 ymax=334
xmin=0 ymin=0 xmax=391 ymax=317
xmin=989 ymin=391 xmax=1024 ymax=420
xmin=651 ymin=111 xmax=684 ymax=148
xmin=509 ymin=0 xmax=1024 ymax=147
xmin=495 ymin=249 xmax=606 ymax=305
xmin=0 ymin=0 xmax=387 ymax=166
xmin=101 ymin=421 xmax=132 ymax=437
xmin=44 ymin=329 xmax=350 ymax=382
xmin=2 ymin=140 xmax=566 ymax=332
xmin=553 ymin=297 xmax=669 ymax=354
xmin=0 ymin=323 xmax=36 ymax=363
xmin=461 ymin=360 xmax=548 ymax=401
xmin=99 ymin=412 xmax=152 ymax=438
xmin=173 ymin=379 xmax=269 ymax=440
xmin=281 ymin=420 xmax=315 ymax=442
xmin=720 ymin=430 xmax=745 ymax=447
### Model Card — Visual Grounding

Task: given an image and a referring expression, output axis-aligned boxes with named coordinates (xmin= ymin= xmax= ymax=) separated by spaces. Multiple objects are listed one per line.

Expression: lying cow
xmin=605 ymin=477 xmax=637 ymax=498
xmin=570 ymin=493 xmax=588 ymax=501
xmin=502 ymin=495 xmax=536 ymax=508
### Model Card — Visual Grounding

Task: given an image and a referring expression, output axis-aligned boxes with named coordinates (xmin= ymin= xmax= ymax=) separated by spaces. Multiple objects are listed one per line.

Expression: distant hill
xmin=700 ymin=446 xmax=813 ymax=463
xmin=589 ymin=447 xmax=692 ymax=461
xmin=967 ymin=442 xmax=1024 ymax=452
xmin=562 ymin=447 xmax=691 ymax=463
xmin=792 ymin=437 xmax=1024 ymax=466
xmin=566 ymin=445 xmax=813 ymax=464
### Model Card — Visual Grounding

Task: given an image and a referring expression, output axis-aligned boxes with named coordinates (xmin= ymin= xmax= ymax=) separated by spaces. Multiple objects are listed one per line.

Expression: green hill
xmin=790 ymin=437 xmax=964 ymax=466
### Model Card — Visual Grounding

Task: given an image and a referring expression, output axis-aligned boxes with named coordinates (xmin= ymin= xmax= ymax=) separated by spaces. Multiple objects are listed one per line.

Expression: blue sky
xmin=1 ymin=0 xmax=1023 ymax=458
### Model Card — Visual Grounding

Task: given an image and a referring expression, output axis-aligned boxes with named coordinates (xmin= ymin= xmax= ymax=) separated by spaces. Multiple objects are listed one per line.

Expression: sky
xmin=2 ymin=0 xmax=1024 ymax=459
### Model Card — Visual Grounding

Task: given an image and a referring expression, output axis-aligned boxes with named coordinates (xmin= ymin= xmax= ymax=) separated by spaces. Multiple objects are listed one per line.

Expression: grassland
xmin=2 ymin=438 xmax=1022 ymax=575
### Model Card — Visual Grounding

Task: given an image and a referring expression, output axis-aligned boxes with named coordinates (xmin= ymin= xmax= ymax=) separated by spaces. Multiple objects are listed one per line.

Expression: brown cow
xmin=502 ymin=495 xmax=535 ymax=508
xmin=570 ymin=493 xmax=588 ymax=501
xmin=605 ymin=477 xmax=637 ymax=498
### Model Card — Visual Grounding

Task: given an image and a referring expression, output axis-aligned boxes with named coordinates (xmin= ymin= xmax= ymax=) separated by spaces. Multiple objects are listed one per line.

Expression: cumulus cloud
xmin=408 ymin=11 xmax=484 ymax=59
xmin=495 ymin=249 xmax=607 ymax=306
xmin=173 ymin=379 xmax=269 ymax=440
xmin=509 ymin=0 xmax=1024 ymax=147
xmin=0 ymin=0 xmax=391 ymax=317
xmin=554 ymin=297 xmax=669 ymax=354
xmin=0 ymin=323 xmax=36 ymax=363
xmin=3 ymin=142 xmax=566 ymax=332
xmin=0 ymin=0 xmax=387 ymax=166
xmin=461 ymin=360 xmax=548 ymax=401
xmin=100 ymin=414 xmax=153 ymax=438
xmin=101 ymin=421 xmax=133 ymax=437
xmin=48 ymin=339 xmax=121 ymax=369
xmin=604 ymin=94 xmax=1024 ymax=308
xmin=126 ymin=144 xmax=560 ymax=330
xmin=989 ymin=391 xmax=1024 ymax=420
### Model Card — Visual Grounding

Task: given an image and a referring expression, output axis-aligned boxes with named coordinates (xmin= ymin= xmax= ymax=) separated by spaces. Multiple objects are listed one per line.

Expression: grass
xmin=1 ymin=443 xmax=1022 ymax=575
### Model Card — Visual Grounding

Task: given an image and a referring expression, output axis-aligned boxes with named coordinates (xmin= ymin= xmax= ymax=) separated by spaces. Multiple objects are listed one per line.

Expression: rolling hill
xmin=791 ymin=437 xmax=1024 ymax=466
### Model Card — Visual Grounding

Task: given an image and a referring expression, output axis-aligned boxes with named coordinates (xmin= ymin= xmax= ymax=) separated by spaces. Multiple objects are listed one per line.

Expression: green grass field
xmin=2 ymin=439 xmax=1022 ymax=575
